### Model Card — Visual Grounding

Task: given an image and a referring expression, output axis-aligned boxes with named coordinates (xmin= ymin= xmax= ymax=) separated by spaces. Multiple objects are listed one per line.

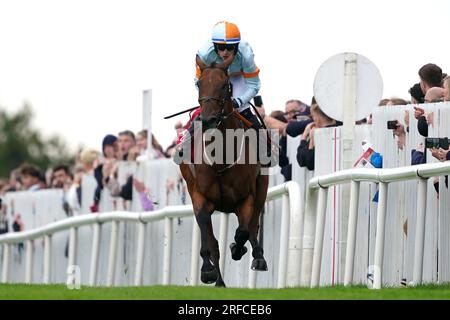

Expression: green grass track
xmin=1 ymin=284 xmax=450 ymax=300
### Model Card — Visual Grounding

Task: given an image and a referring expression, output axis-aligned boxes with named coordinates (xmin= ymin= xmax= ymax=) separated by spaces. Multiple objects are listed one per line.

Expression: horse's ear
xmin=218 ymin=54 xmax=234 ymax=71
xmin=196 ymin=55 xmax=207 ymax=71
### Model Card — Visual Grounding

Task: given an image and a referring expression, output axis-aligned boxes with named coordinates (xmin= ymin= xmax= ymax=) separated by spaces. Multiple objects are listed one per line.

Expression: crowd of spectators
xmin=253 ymin=63 xmax=450 ymax=186
xmin=0 ymin=128 xmax=182 ymax=225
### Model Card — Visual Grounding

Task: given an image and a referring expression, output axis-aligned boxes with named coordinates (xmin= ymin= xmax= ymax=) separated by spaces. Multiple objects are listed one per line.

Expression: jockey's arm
xmin=236 ymin=47 xmax=261 ymax=107
xmin=236 ymin=74 xmax=260 ymax=107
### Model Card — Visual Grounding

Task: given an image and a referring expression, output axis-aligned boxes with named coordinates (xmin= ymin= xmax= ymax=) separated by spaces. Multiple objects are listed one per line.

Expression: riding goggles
xmin=215 ymin=43 xmax=237 ymax=51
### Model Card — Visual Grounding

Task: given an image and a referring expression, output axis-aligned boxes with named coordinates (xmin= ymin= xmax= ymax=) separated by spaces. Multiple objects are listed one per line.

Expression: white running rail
xmin=0 ymin=181 xmax=301 ymax=288
xmin=307 ymin=161 xmax=450 ymax=289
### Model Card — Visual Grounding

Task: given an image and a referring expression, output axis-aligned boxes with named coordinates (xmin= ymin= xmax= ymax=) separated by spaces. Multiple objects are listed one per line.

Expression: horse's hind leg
xmin=249 ymin=173 xmax=269 ymax=271
xmin=207 ymin=229 xmax=226 ymax=287
xmin=195 ymin=202 xmax=226 ymax=287
xmin=248 ymin=210 xmax=268 ymax=271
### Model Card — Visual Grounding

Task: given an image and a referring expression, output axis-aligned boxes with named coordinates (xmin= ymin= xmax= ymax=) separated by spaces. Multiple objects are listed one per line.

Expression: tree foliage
xmin=0 ymin=103 xmax=76 ymax=178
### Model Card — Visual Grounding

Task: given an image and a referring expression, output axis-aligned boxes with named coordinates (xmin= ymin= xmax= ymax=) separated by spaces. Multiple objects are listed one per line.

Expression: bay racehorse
xmin=178 ymin=54 xmax=269 ymax=287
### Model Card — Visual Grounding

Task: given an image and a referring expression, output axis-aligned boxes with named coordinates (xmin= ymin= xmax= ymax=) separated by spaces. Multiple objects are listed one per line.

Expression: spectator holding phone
xmin=413 ymin=106 xmax=429 ymax=137
xmin=387 ymin=119 xmax=408 ymax=150
xmin=431 ymin=148 xmax=450 ymax=162
xmin=414 ymin=63 xmax=444 ymax=137
xmin=255 ymin=98 xmax=313 ymax=174
xmin=429 ymin=137 xmax=450 ymax=162
xmin=268 ymin=110 xmax=292 ymax=181
xmin=296 ymin=104 xmax=342 ymax=171
xmin=429 ymin=138 xmax=450 ymax=192
xmin=257 ymin=99 xmax=312 ymax=137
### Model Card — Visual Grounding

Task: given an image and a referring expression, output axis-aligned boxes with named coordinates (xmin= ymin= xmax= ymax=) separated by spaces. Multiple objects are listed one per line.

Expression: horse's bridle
xmin=197 ymin=68 xmax=234 ymax=127
xmin=196 ymin=66 xmax=250 ymax=175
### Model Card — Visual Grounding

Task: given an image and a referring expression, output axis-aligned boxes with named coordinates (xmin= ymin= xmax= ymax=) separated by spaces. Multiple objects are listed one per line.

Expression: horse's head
xmin=196 ymin=54 xmax=234 ymax=130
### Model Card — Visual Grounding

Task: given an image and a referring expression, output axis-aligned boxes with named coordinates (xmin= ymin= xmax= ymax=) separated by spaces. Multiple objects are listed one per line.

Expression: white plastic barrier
xmin=4 ymin=101 xmax=450 ymax=289
xmin=2 ymin=189 xmax=68 ymax=283
xmin=0 ymin=180 xmax=301 ymax=288
xmin=307 ymin=162 xmax=450 ymax=289
xmin=288 ymin=124 xmax=374 ymax=286
xmin=287 ymin=101 xmax=450 ymax=288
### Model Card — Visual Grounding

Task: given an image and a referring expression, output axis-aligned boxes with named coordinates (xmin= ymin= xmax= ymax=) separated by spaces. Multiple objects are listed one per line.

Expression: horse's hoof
xmin=230 ymin=242 xmax=248 ymax=261
xmin=251 ymin=258 xmax=268 ymax=271
xmin=201 ymin=269 xmax=218 ymax=284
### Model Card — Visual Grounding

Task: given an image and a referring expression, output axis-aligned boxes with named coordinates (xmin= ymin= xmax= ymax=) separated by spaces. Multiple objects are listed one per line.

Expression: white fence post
xmin=286 ymin=181 xmax=303 ymax=287
xmin=163 ymin=217 xmax=172 ymax=285
xmin=373 ymin=182 xmax=389 ymax=289
xmin=340 ymin=52 xmax=357 ymax=285
xmin=68 ymin=227 xmax=78 ymax=268
xmin=344 ymin=180 xmax=360 ymax=286
xmin=276 ymin=193 xmax=290 ymax=288
xmin=89 ymin=223 xmax=101 ymax=286
xmin=1 ymin=244 xmax=10 ymax=283
xmin=301 ymin=187 xmax=318 ymax=286
xmin=311 ymin=187 xmax=329 ymax=288
xmin=190 ymin=219 xmax=200 ymax=286
xmin=25 ymin=240 xmax=34 ymax=283
xmin=43 ymin=235 xmax=52 ymax=284
xmin=107 ymin=221 xmax=119 ymax=287
xmin=413 ymin=178 xmax=428 ymax=285
xmin=134 ymin=222 xmax=146 ymax=286
xmin=143 ymin=89 xmax=153 ymax=158
xmin=218 ymin=212 xmax=229 ymax=280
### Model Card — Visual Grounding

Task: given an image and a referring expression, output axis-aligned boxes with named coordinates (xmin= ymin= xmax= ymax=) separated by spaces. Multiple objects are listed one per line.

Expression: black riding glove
xmin=232 ymin=98 xmax=242 ymax=109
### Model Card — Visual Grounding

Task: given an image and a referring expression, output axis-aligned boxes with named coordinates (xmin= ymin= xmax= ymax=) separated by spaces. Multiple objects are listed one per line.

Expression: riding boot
xmin=239 ymin=108 xmax=262 ymax=130
xmin=239 ymin=108 xmax=278 ymax=167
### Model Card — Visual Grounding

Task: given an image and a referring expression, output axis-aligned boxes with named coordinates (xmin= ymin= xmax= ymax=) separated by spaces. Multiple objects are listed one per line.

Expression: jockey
xmin=177 ymin=21 xmax=263 ymax=149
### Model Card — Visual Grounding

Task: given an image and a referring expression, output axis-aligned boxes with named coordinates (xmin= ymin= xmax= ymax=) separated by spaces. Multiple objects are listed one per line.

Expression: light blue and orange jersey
xmin=195 ymin=40 xmax=261 ymax=110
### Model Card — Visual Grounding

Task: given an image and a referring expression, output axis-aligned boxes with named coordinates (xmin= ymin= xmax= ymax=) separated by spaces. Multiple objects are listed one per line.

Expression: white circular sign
xmin=313 ymin=52 xmax=383 ymax=122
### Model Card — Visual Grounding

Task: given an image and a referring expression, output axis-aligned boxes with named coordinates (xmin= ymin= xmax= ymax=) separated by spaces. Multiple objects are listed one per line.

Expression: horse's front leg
xmin=248 ymin=173 xmax=269 ymax=271
xmin=230 ymin=195 xmax=254 ymax=261
xmin=193 ymin=193 xmax=225 ymax=287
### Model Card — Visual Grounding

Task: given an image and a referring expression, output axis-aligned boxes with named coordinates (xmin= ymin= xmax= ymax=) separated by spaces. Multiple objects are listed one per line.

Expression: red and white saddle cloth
xmin=176 ymin=107 xmax=201 ymax=146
